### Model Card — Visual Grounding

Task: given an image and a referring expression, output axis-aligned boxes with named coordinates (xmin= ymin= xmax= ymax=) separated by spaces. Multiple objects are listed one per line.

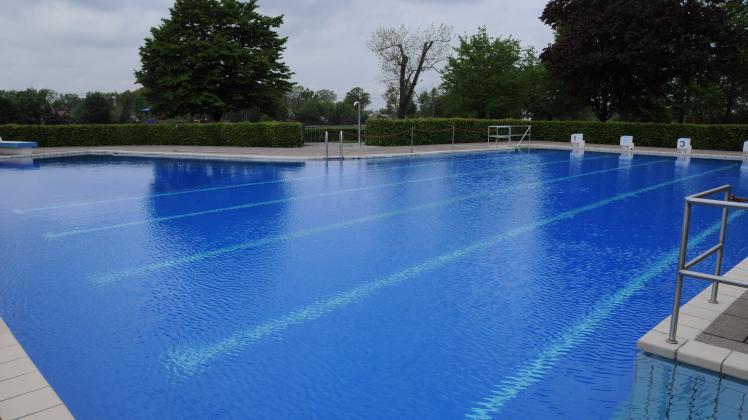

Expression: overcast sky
xmin=0 ymin=0 xmax=553 ymax=108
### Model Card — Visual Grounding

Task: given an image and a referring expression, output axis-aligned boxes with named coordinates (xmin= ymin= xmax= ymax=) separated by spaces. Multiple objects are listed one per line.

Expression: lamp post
xmin=353 ymin=101 xmax=361 ymax=147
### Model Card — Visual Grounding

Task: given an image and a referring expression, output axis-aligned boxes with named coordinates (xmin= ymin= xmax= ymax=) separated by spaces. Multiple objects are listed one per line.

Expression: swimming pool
xmin=1 ymin=150 xmax=747 ymax=418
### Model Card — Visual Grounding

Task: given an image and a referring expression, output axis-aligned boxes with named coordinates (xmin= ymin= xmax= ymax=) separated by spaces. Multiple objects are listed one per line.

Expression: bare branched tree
xmin=368 ymin=24 xmax=452 ymax=119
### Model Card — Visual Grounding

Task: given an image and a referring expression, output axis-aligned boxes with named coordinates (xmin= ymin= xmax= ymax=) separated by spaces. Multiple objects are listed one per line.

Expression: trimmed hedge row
xmin=0 ymin=122 xmax=304 ymax=148
xmin=304 ymin=126 xmax=363 ymax=143
xmin=366 ymin=118 xmax=748 ymax=151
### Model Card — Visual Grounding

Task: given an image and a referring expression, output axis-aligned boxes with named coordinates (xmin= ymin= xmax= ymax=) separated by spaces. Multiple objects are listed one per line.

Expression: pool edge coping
xmin=637 ymin=256 xmax=748 ymax=382
xmin=0 ymin=318 xmax=74 ymax=419
xmin=0 ymin=142 xmax=746 ymax=163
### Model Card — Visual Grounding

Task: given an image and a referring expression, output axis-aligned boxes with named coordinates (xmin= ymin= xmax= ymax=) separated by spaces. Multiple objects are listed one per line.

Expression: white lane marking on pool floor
xmin=94 ymin=157 xmax=665 ymax=284
xmin=463 ymin=212 xmax=745 ymax=420
xmin=166 ymin=164 xmax=737 ymax=374
xmin=15 ymin=151 xmax=561 ymax=215
xmin=42 ymin=154 xmax=608 ymax=240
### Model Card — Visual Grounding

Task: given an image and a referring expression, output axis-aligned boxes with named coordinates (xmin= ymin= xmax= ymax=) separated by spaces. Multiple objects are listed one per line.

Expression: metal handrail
xmin=487 ymin=125 xmax=532 ymax=148
xmin=667 ymin=185 xmax=748 ymax=344
xmin=515 ymin=126 xmax=532 ymax=150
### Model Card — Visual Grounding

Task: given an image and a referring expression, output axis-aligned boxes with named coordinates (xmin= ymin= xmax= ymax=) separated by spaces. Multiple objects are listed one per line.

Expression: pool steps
xmin=638 ymin=256 xmax=748 ymax=382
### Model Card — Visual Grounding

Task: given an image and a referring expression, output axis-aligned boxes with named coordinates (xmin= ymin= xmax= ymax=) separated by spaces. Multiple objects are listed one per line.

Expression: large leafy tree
xmin=693 ymin=0 xmax=748 ymax=123
xmin=517 ymin=49 xmax=586 ymax=120
xmin=79 ymin=92 xmax=113 ymax=124
xmin=343 ymin=87 xmax=371 ymax=109
xmin=540 ymin=0 xmax=730 ymax=122
xmin=136 ymin=0 xmax=293 ymax=121
xmin=441 ymin=28 xmax=528 ymax=118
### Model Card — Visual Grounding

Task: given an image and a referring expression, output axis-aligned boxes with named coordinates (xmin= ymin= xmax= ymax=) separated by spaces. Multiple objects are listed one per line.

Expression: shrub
xmin=303 ymin=126 xmax=363 ymax=143
xmin=0 ymin=122 xmax=303 ymax=148
xmin=366 ymin=118 xmax=748 ymax=151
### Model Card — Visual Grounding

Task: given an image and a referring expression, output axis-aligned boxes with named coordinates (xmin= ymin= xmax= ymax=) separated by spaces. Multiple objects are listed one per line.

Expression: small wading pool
xmin=1 ymin=150 xmax=747 ymax=418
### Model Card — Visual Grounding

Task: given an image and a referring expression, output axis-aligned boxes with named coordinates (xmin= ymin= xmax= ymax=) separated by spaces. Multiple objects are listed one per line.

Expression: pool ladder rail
xmin=323 ymin=130 xmax=344 ymax=161
xmin=667 ymin=185 xmax=748 ymax=344
xmin=486 ymin=125 xmax=532 ymax=151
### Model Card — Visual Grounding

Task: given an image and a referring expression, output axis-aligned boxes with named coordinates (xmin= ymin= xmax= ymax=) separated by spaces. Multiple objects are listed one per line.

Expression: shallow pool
xmin=1 ymin=150 xmax=747 ymax=418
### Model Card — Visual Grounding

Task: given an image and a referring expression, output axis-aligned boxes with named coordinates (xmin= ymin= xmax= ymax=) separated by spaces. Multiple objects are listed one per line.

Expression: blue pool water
xmin=1 ymin=150 xmax=748 ymax=419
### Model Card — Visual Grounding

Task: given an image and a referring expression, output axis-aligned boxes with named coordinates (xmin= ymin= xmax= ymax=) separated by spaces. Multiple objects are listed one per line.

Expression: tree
xmin=540 ymin=0 xmax=731 ymax=122
xmin=684 ymin=0 xmax=748 ymax=123
xmin=112 ymin=90 xmax=147 ymax=123
xmin=11 ymin=89 xmax=56 ymax=124
xmin=285 ymin=86 xmax=334 ymax=124
xmin=416 ymin=87 xmax=446 ymax=118
xmin=380 ymin=83 xmax=415 ymax=118
xmin=368 ymin=24 xmax=452 ymax=119
xmin=52 ymin=93 xmax=82 ymax=124
xmin=0 ymin=94 xmax=20 ymax=124
xmin=343 ymin=87 xmax=371 ymax=109
xmin=79 ymin=92 xmax=113 ymax=124
xmin=135 ymin=0 xmax=293 ymax=121
xmin=442 ymin=28 xmax=525 ymax=118
xmin=517 ymin=49 xmax=585 ymax=120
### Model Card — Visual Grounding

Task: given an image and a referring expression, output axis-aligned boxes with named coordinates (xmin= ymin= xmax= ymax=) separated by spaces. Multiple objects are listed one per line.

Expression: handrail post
xmin=668 ymin=201 xmax=693 ymax=344
xmin=339 ymin=130 xmax=343 ymax=158
xmin=357 ymin=104 xmax=362 ymax=147
xmin=710 ymin=187 xmax=731 ymax=303
xmin=325 ymin=130 xmax=329 ymax=161
xmin=452 ymin=125 xmax=455 ymax=150
xmin=411 ymin=126 xmax=414 ymax=153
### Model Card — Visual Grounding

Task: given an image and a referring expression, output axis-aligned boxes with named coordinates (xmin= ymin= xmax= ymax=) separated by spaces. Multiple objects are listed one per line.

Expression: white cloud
xmin=0 ymin=0 xmax=553 ymax=108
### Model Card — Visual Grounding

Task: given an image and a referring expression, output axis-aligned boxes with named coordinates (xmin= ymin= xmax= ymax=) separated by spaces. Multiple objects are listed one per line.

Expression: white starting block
xmin=571 ymin=133 xmax=584 ymax=149
xmin=620 ymin=135 xmax=634 ymax=151
xmin=677 ymin=138 xmax=692 ymax=155
xmin=743 ymin=140 xmax=748 ymax=160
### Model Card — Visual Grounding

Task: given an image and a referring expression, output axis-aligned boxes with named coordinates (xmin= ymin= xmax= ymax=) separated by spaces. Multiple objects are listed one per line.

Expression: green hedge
xmin=303 ymin=126 xmax=363 ymax=143
xmin=366 ymin=118 xmax=748 ymax=151
xmin=0 ymin=122 xmax=303 ymax=148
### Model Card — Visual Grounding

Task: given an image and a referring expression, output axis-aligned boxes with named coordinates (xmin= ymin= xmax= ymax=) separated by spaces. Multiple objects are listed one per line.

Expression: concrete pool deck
xmin=1 ymin=140 xmax=746 ymax=162
xmin=638 ymin=256 xmax=748 ymax=382
xmin=0 ymin=318 xmax=73 ymax=419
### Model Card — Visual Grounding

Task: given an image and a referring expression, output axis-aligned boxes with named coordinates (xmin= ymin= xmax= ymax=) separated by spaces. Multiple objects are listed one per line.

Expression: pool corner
xmin=637 ymin=256 xmax=748 ymax=382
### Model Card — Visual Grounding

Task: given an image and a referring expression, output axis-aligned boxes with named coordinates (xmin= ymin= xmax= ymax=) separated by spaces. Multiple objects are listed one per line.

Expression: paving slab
xmin=0 ymin=319 xmax=73 ymax=419
xmin=698 ymin=333 xmax=748 ymax=354
xmin=21 ymin=405 xmax=74 ymax=420
xmin=702 ymin=313 xmax=748 ymax=342
xmin=676 ymin=340 xmax=732 ymax=373
xmin=723 ymin=351 xmax=748 ymax=381
xmin=637 ymin=330 xmax=688 ymax=359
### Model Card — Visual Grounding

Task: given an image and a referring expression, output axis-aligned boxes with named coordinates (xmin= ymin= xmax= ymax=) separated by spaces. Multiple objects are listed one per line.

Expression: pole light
xmin=353 ymin=101 xmax=361 ymax=147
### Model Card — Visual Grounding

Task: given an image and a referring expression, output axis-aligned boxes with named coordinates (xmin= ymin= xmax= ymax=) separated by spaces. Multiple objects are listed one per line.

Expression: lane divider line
xmin=43 ymin=154 xmax=609 ymax=240
xmin=14 ymin=150 xmax=564 ymax=215
xmin=165 ymin=163 xmax=737 ymax=375
xmin=463 ymin=211 xmax=745 ymax=420
xmin=93 ymin=158 xmax=665 ymax=284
